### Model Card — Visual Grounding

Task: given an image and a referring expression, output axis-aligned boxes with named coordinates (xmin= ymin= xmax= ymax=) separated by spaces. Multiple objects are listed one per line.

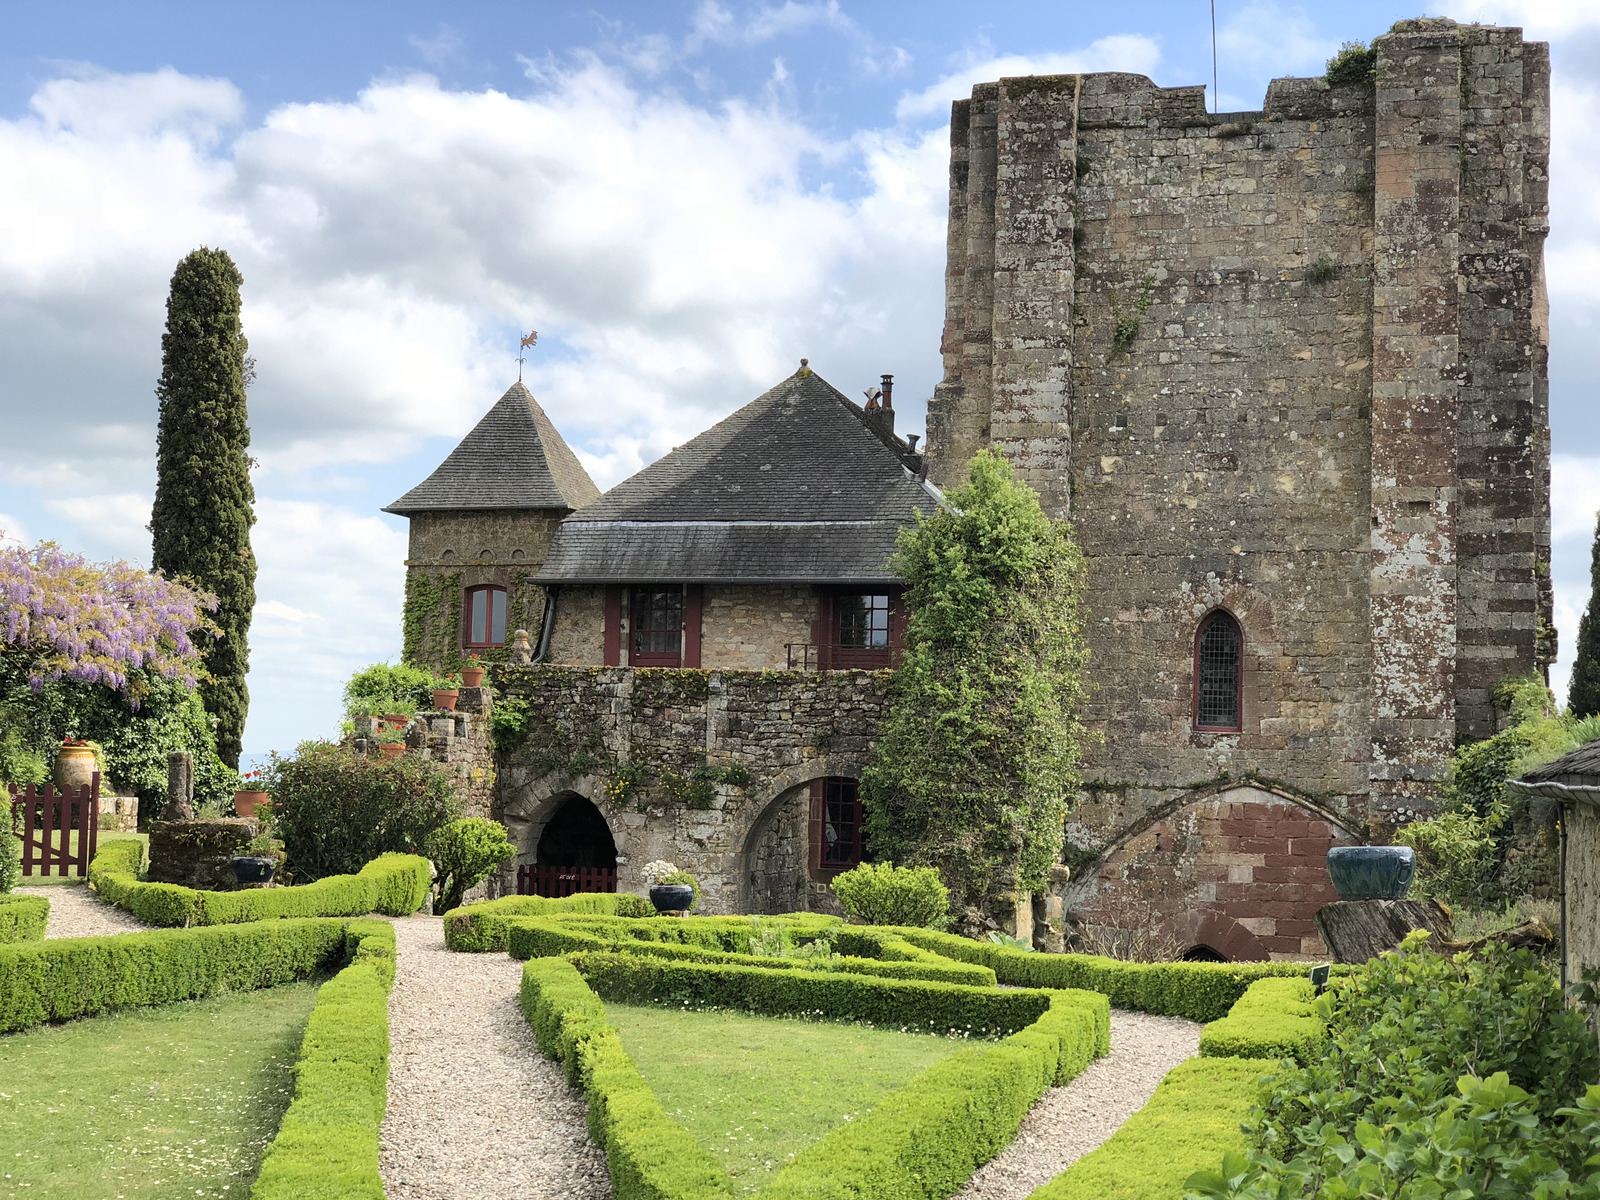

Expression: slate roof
xmin=537 ymin=366 xmax=942 ymax=584
xmin=1517 ymin=738 xmax=1600 ymax=786
xmin=383 ymin=382 xmax=600 ymax=515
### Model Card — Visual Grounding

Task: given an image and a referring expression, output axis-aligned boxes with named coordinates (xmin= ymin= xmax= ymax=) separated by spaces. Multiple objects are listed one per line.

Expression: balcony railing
xmin=785 ymin=643 xmax=895 ymax=671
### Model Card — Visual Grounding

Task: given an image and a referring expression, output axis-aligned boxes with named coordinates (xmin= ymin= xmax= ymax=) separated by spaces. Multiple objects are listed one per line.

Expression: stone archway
xmin=499 ymin=774 xmax=629 ymax=893
xmin=1064 ymin=783 xmax=1362 ymax=961
xmin=739 ymin=756 xmax=864 ymax=915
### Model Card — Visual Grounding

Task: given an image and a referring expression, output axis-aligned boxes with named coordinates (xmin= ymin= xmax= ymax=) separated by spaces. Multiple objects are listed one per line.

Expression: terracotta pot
xmin=432 ymin=689 xmax=460 ymax=711
xmin=379 ymin=741 xmax=407 ymax=760
xmin=460 ymin=667 xmax=485 ymax=688
xmin=382 ymin=713 xmax=411 ymax=728
xmin=234 ymin=790 xmax=270 ymax=819
xmin=54 ymin=744 xmax=97 ymax=794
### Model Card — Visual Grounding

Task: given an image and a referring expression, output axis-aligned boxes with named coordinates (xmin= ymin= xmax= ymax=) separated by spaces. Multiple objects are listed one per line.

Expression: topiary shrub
xmin=261 ymin=740 xmax=461 ymax=883
xmin=830 ymin=861 xmax=950 ymax=928
xmin=425 ymin=817 xmax=515 ymax=915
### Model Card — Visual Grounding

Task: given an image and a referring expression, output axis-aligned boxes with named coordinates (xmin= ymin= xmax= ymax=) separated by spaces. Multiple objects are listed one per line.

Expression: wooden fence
xmin=517 ymin=862 xmax=617 ymax=897
xmin=8 ymin=774 xmax=101 ymax=877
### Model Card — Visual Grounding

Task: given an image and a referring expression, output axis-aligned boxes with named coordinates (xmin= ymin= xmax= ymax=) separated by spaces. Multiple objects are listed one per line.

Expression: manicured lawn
xmin=605 ymin=1001 xmax=965 ymax=1194
xmin=0 ymin=980 xmax=318 ymax=1198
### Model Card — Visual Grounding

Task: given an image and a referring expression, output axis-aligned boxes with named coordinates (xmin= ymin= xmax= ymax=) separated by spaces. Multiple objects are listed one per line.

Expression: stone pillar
xmin=163 ymin=750 xmax=195 ymax=821
xmin=1368 ymin=21 xmax=1464 ymax=827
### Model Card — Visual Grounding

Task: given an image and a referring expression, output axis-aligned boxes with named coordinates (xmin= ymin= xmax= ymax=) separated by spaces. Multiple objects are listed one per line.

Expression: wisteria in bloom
xmin=0 ymin=541 xmax=218 ymax=694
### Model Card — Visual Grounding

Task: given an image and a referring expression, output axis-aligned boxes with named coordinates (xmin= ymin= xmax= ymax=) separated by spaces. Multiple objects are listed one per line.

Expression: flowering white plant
xmin=641 ymin=860 xmax=679 ymax=885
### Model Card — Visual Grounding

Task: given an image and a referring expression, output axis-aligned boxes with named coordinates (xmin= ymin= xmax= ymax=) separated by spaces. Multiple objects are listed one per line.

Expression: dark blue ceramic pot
xmin=230 ymin=856 xmax=276 ymax=885
xmin=1326 ymin=845 xmax=1415 ymax=901
xmin=649 ymin=883 xmax=695 ymax=913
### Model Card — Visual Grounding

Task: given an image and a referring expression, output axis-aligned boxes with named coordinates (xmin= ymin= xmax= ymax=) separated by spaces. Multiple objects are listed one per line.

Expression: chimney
xmin=880 ymin=374 xmax=894 ymax=409
xmin=863 ymin=372 xmax=896 ymax=439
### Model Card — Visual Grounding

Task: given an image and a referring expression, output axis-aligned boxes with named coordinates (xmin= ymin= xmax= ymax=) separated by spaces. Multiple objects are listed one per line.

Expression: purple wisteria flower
xmin=0 ymin=540 xmax=217 ymax=694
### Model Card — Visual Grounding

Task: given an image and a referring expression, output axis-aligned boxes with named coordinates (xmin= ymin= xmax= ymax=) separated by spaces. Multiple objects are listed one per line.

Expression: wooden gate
xmin=517 ymin=862 xmax=617 ymax=897
xmin=8 ymin=774 xmax=101 ymax=878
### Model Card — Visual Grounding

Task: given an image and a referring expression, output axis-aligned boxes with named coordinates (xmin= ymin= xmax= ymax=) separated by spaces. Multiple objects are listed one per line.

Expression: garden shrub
xmin=260 ymin=740 xmax=461 ymax=882
xmin=1198 ymin=978 xmax=1325 ymax=1065
xmin=342 ymin=661 xmax=437 ymax=713
xmin=1029 ymin=1056 xmax=1275 ymax=1200
xmin=568 ymin=951 xmax=1053 ymax=1038
xmin=0 ymin=917 xmax=351 ymax=1032
xmin=0 ymin=803 xmax=20 ymax=893
xmin=250 ymin=919 xmax=395 ymax=1200
xmin=1323 ymin=40 xmax=1376 ymax=86
xmin=830 ymin=861 xmax=950 ymax=928
xmin=442 ymin=891 xmax=655 ymax=952
xmin=0 ymin=893 xmax=47 ymax=942
xmin=426 ymin=817 xmax=515 ymax=915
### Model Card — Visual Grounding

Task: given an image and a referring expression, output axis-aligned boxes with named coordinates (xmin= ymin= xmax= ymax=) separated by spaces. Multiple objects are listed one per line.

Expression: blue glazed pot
xmin=649 ymin=883 xmax=695 ymax=913
xmin=1326 ymin=845 xmax=1415 ymax=901
xmin=230 ymin=856 xmax=276 ymax=885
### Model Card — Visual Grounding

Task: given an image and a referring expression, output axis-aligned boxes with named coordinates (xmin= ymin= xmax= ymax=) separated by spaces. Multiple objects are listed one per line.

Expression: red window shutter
xmin=683 ymin=584 xmax=704 ymax=668
xmin=807 ymin=778 xmax=825 ymax=876
xmin=813 ymin=592 xmax=832 ymax=671
xmin=887 ymin=586 xmax=906 ymax=662
xmin=603 ymin=586 xmax=622 ymax=667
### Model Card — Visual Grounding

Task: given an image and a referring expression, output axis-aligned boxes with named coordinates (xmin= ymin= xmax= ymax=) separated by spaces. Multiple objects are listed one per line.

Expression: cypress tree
xmin=151 ymin=248 xmax=256 ymax=768
xmin=1571 ymin=511 xmax=1600 ymax=719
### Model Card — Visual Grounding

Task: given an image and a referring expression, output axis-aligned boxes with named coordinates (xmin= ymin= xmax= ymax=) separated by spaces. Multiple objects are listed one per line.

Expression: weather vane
xmin=517 ymin=329 xmax=538 ymax=382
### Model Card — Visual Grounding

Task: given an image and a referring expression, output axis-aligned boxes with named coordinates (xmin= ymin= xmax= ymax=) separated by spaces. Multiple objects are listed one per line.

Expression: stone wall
xmin=1564 ymin=801 xmax=1600 ymax=979
xmin=701 ymin=585 xmax=816 ymax=669
xmin=492 ymin=664 xmax=889 ymax=913
xmin=547 ymin=584 xmax=606 ymax=665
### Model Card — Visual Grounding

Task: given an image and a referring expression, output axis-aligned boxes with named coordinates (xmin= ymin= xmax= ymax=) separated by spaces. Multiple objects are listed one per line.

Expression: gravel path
xmin=380 ymin=915 xmax=611 ymax=1200
xmin=951 ymin=1009 xmax=1203 ymax=1200
xmin=14 ymin=884 xmax=153 ymax=938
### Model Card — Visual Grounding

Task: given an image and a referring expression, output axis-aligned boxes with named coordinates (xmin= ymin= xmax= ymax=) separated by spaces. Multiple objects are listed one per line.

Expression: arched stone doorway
xmin=740 ymin=758 xmax=863 ymax=915
xmin=528 ymin=793 xmax=618 ymax=896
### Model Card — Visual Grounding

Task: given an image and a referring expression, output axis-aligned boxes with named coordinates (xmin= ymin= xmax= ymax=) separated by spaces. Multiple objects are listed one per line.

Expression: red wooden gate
xmin=517 ymin=863 xmax=617 ymax=897
xmin=8 ymin=774 xmax=100 ymax=877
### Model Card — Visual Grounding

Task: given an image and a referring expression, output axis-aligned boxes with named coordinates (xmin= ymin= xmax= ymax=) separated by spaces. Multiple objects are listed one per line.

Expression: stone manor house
xmin=387 ymin=18 xmax=1552 ymax=960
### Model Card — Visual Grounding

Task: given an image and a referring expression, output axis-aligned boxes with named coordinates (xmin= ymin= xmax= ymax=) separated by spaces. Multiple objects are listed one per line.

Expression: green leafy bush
xmin=0 ymin=893 xmax=47 ymax=942
xmin=487 ymin=693 xmax=530 ymax=755
xmin=442 ymin=891 xmax=654 ymax=952
xmin=831 ymin=860 xmax=951 ymax=928
xmin=249 ymin=920 xmax=395 ymax=1200
xmin=0 ymin=917 xmax=352 ymax=1032
xmin=1324 ymin=40 xmax=1376 ymax=86
xmin=261 ymin=740 xmax=461 ymax=882
xmin=342 ymin=661 xmax=436 ymax=713
xmin=0 ymin=802 xmax=20 ymax=893
xmin=426 ymin=817 xmax=515 ymax=915
xmin=1198 ymin=978 xmax=1325 ymax=1065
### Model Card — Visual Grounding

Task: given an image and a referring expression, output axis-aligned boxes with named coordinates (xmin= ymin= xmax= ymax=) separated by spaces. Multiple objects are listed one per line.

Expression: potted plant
xmin=53 ymin=738 xmax=101 ymax=794
xmin=234 ymin=769 xmax=270 ymax=819
xmin=431 ymin=672 xmax=461 ymax=712
xmin=375 ymin=728 xmax=408 ymax=760
xmin=642 ymin=860 xmax=699 ymax=915
xmin=460 ymin=655 xmax=486 ymax=689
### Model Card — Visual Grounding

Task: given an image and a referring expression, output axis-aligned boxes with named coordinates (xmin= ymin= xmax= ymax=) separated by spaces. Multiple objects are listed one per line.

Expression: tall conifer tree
xmin=151 ymin=248 xmax=256 ymax=768
xmin=1571 ymin=511 xmax=1600 ymax=719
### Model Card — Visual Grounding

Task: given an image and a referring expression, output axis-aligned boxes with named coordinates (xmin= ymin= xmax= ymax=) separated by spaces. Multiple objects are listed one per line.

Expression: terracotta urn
xmin=432 ymin=689 xmax=460 ymax=712
xmin=54 ymin=743 xmax=97 ymax=794
xmin=234 ymin=790 xmax=270 ymax=819
xmin=460 ymin=666 xmax=485 ymax=688
xmin=379 ymin=741 xmax=407 ymax=761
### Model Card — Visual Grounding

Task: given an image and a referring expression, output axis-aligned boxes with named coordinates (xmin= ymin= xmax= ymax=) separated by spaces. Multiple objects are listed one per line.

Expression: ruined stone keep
xmin=925 ymin=18 xmax=1552 ymax=956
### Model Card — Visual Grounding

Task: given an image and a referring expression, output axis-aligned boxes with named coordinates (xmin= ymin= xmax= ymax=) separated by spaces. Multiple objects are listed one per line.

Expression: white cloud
xmin=1450 ymin=1 xmax=1600 ymax=38
xmin=690 ymin=1 xmax=854 ymax=49
xmin=1551 ymin=455 xmax=1600 ymax=705
xmin=0 ymin=516 xmax=30 ymax=547
xmin=409 ymin=24 xmax=466 ymax=66
xmin=896 ymin=35 xmax=1163 ymax=121
xmin=42 ymin=492 xmax=151 ymax=563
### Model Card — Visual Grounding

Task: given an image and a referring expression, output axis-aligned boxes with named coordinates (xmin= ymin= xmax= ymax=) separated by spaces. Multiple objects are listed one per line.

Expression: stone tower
xmin=926 ymin=18 xmax=1553 ymax=950
xmin=385 ymin=381 xmax=599 ymax=672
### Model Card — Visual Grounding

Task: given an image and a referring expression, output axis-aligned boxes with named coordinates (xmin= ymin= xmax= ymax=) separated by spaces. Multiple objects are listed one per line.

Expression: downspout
xmin=1561 ymin=804 xmax=1570 ymax=993
xmin=531 ymin=585 xmax=559 ymax=665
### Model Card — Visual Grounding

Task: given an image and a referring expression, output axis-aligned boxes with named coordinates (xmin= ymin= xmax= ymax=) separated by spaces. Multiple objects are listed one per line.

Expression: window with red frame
xmin=1194 ymin=609 xmax=1243 ymax=731
xmin=809 ymin=776 xmax=864 ymax=874
xmin=465 ymin=585 xmax=508 ymax=648
xmin=630 ymin=585 xmax=683 ymax=666
xmin=828 ymin=591 xmax=893 ymax=668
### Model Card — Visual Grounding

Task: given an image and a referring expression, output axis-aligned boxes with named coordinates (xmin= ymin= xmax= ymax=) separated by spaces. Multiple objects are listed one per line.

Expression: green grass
xmin=14 ymin=833 xmax=147 ymax=887
xmin=605 ymin=1001 xmax=966 ymax=1195
xmin=0 ymin=979 xmax=319 ymax=1198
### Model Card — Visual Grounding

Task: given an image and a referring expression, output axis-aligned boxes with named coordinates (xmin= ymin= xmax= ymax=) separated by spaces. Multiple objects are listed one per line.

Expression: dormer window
xmin=466 ymin=585 xmax=508 ymax=648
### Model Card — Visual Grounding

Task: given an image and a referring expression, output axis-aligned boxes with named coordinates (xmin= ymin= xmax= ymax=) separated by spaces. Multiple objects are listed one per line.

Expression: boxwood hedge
xmin=443 ymin=892 xmax=656 ymax=952
xmin=1198 ymin=976 xmax=1326 ymax=1064
xmin=0 ymin=893 xmax=47 ymax=943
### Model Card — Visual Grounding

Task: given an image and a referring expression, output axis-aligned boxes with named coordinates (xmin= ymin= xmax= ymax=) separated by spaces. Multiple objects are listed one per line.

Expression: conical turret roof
xmin=383 ymin=381 xmax=600 ymax=515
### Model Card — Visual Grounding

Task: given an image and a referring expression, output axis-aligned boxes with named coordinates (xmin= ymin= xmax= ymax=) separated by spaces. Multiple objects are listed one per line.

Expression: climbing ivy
xmin=862 ymin=448 xmax=1091 ymax=916
xmin=402 ymin=570 xmax=461 ymax=671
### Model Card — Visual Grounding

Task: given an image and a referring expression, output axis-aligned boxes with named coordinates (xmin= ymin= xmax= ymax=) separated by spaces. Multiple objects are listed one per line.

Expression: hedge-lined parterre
xmin=1198 ymin=976 xmax=1327 ymax=1065
xmin=0 ymin=893 xmax=48 ymax=943
xmin=88 ymin=840 xmax=431 ymax=926
xmin=519 ymin=953 xmax=1109 ymax=1200
xmin=442 ymin=891 xmax=655 ymax=952
xmin=250 ymin=919 xmax=395 ymax=1200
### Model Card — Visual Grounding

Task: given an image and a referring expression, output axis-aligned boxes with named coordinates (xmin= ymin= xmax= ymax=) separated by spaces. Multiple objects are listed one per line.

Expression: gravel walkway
xmin=14 ymin=884 xmax=153 ymax=938
xmin=951 ymin=1009 xmax=1203 ymax=1200
xmin=380 ymin=915 xmax=611 ymax=1200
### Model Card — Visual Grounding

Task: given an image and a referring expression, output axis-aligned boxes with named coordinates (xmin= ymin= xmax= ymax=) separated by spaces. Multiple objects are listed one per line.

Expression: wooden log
xmin=1440 ymin=916 xmax=1556 ymax=955
xmin=1314 ymin=898 xmax=1454 ymax=964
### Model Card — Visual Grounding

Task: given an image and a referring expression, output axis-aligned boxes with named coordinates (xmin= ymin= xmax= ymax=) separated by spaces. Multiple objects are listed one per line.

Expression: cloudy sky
xmin=1 ymin=0 xmax=1596 ymax=759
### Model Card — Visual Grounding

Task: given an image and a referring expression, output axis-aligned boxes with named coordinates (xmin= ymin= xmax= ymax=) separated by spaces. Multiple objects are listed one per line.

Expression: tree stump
xmin=1314 ymin=899 xmax=1453 ymax=964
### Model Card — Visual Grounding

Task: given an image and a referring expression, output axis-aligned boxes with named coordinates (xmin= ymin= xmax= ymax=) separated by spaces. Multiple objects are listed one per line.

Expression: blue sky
xmin=0 ymin=0 xmax=1596 ymax=758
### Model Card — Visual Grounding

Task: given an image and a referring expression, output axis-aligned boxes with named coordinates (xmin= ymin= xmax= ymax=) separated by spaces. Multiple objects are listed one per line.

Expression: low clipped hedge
xmin=569 ymin=951 xmax=1050 ymax=1038
xmin=520 ymin=954 xmax=1109 ymax=1200
xmin=1023 ymin=1056 xmax=1275 ymax=1200
xmin=1199 ymin=976 xmax=1326 ymax=1064
xmin=0 ymin=917 xmax=351 ymax=1032
xmin=504 ymin=917 xmax=997 ymax=986
xmin=443 ymin=892 xmax=655 ymax=952
xmin=250 ymin=919 xmax=395 ymax=1200
xmin=89 ymin=841 xmax=430 ymax=927
xmin=0 ymin=894 xmax=48 ymax=943
xmin=886 ymin=927 xmax=1324 ymax=1022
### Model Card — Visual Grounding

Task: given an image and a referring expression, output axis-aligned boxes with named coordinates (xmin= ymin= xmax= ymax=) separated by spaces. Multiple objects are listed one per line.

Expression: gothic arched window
xmin=1194 ymin=610 xmax=1243 ymax=732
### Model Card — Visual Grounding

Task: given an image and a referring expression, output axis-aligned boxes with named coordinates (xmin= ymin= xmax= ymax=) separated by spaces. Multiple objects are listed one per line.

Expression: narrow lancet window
xmin=1194 ymin=610 xmax=1243 ymax=731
